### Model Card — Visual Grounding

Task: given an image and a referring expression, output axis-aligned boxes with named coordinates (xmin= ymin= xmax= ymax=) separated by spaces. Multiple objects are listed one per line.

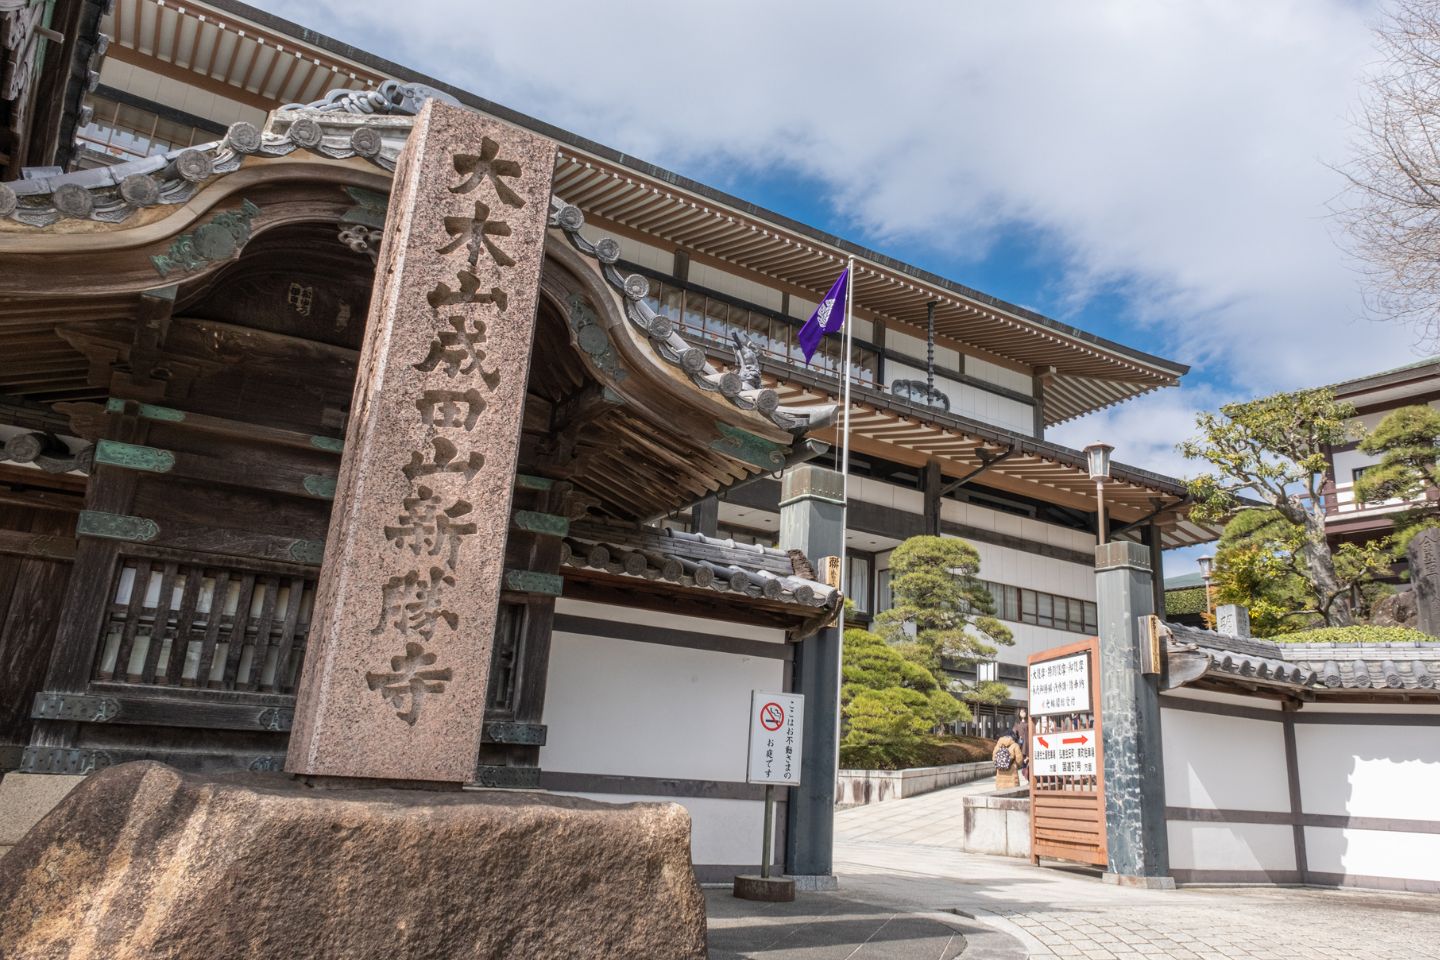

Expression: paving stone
xmin=827 ymin=780 xmax=1440 ymax=960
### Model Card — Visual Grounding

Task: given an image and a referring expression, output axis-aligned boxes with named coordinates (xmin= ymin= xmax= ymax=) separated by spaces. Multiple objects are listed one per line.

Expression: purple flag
xmin=797 ymin=269 xmax=849 ymax=363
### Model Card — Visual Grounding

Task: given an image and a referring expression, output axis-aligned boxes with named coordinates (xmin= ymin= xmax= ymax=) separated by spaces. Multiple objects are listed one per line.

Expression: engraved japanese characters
xmin=285 ymin=102 xmax=557 ymax=783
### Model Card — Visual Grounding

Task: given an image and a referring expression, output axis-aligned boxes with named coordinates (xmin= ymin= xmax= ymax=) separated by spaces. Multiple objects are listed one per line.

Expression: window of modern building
xmin=848 ymin=556 xmax=871 ymax=612
xmin=977 ymin=660 xmax=999 ymax=683
xmin=875 ymin=567 xmax=892 ymax=612
xmin=76 ymin=94 xmax=211 ymax=163
xmin=979 ymin=580 xmax=1097 ymax=636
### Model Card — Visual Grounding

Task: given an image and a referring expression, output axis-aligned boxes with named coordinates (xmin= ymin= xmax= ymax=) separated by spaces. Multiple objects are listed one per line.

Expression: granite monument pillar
xmin=286 ymin=101 xmax=558 ymax=784
xmin=1409 ymin=527 xmax=1440 ymax=637
xmin=1095 ymin=540 xmax=1172 ymax=887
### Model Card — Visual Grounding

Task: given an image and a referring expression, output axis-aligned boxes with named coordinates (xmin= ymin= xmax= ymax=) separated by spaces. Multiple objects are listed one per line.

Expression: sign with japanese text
xmin=1031 ymin=729 xmax=1096 ymax=777
xmin=746 ymin=691 xmax=804 ymax=785
xmin=1027 ymin=651 xmax=1091 ymax=717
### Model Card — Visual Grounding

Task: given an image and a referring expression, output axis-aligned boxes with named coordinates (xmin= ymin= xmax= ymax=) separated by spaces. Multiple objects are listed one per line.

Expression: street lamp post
xmin=1197 ymin=554 xmax=1214 ymax=621
xmin=1084 ymin=442 xmax=1115 ymax=545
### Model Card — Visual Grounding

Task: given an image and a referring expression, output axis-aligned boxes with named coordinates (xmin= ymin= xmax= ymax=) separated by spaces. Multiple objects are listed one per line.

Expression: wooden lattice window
xmin=95 ymin=557 xmax=316 ymax=693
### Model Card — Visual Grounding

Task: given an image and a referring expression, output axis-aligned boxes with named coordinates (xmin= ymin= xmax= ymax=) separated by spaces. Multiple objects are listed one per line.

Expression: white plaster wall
xmin=988 ymin=622 xmax=1085 ymax=664
xmin=541 ymin=600 xmax=786 ymax=865
xmin=886 ymin=329 xmax=928 ymax=358
xmin=1332 ymin=447 xmax=1379 ymax=484
xmin=688 ymin=262 xmax=783 ymax=313
xmin=967 ymin=540 xmax=1094 ymax=600
xmin=967 ymin=355 xmax=1034 ymax=396
xmin=1160 ymin=707 xmax=1291 ymax=812
xmin=1167 ymin=822 xmax=1296 ymax=872
xmin=1294 ymin=723 xmax=1440 ymax=820
xmin=940 ymin=497 xmax=1096 ymax=555
xmin=543 ymin=615 xmax=784 ymax=781
xmin=885 ymin=360 xmax=1034 ymax=436
xmin=550 ymin=793 xmax=766 ymax=868
xmin=1305 ymin=826 xmax=1440 ymax=883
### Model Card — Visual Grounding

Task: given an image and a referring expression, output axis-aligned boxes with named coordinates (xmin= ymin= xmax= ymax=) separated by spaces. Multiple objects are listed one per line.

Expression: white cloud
xmin=1049 ymin=381 xmax=1228 ymax=482
xmin=267 ymin=0 xmax=1428 ymax=475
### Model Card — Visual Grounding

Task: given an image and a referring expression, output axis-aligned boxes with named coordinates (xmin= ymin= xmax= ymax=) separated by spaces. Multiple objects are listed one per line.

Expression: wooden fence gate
xmin=1027 ymin=636 xmax=1105 ymax=867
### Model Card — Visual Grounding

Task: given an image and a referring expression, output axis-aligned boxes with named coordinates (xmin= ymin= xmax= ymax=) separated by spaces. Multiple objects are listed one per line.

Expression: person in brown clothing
xmin=992 ymin=732 xmax=1025 ymax=790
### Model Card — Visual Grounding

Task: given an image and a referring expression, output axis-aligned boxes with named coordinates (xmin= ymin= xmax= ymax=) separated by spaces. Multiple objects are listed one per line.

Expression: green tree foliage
xmin=1354 ymin=404 xmax=1440 ymax=555
xmin=1212 ymin=508 xmax=1392 ymax=633
xmin=1211 ymin=510 xmax=1316 ymax=636
xmin=873 ymin=535 xmax=1013 ymax=704
xmin=839 ymin=626 xmax=968 ymax=769
xmin=1179 ymin=389 xmax=1369 ymax=625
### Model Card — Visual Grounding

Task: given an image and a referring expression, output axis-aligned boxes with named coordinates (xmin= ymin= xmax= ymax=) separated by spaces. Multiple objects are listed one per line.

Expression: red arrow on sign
xmin=1036 ymin=737 xmax=1050 ymax=748
xmin=1062 ymin=734 xmax=1089 ymax=745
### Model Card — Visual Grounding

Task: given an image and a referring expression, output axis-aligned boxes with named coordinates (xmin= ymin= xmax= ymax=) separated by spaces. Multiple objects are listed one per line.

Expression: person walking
xmin=992 ymin=728 xmax=1025 ymax=790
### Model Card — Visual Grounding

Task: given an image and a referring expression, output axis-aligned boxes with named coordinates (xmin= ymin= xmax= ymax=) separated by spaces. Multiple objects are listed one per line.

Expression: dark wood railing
xmin=94 ymin=553 xmax=315 ymax=694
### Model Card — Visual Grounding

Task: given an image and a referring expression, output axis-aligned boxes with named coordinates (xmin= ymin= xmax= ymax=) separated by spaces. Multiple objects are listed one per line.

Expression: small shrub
xmin=1269 ymin=625 xmax=1437 ymax=644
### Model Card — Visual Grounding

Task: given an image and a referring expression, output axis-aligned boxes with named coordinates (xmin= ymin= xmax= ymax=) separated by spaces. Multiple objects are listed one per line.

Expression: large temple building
xmin=0 ymin=0 xmax=1220 ymax=879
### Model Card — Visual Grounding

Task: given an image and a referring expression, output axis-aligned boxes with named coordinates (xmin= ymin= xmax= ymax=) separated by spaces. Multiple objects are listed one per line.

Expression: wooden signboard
xmin=1027 ymin=635 xmax=1106 ymax=867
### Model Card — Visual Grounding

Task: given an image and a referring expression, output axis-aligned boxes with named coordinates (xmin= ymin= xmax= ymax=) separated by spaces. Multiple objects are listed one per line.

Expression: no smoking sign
xmin=746 ymin=691 xmax=804 ymax=785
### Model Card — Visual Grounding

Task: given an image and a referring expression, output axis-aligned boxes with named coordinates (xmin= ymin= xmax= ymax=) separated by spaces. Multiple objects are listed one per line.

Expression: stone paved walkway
xmin=828 ymin=782 xmax=1440 ymax=960
xmin=706 ymin=890 xmax=970 ymax=960
xmin=834 ymin=777 xmax=997 ymax=849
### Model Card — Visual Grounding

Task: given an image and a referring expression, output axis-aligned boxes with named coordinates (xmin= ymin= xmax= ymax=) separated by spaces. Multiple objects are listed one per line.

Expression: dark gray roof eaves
xmin=1326 ymin=356 xmax=1440 ymax=399
xmin=1164 ymin=620 xmax=1440 ymax=693
xmin=561 ymin=520 xmax=839 ymax=612
xmin=192 ymin=0 xmax=1189 ymax=381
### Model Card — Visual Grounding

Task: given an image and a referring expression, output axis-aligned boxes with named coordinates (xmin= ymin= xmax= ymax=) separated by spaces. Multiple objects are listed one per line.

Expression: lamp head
xmin=1083 ymin=442 xmax=1114 ymax=482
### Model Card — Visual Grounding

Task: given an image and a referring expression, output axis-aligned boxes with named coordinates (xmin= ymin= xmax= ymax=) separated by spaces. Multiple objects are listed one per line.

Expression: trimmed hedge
xmin=1270 ymin=625 xmax=1437 ymax=644
xmin=1165 ymin=586 xmax=1208 ymax=617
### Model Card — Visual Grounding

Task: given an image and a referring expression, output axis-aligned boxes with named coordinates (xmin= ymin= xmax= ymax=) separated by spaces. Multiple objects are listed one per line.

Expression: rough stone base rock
xmin=0 ymin=761 xmax=708 ymax=960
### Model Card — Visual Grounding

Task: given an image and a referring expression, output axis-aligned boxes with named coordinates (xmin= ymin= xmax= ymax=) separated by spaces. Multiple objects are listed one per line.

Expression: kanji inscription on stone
xmin=367 ymin=641 xmax=453 ymax=726
xmin=286 ymin=101 xmax=557 ymax=783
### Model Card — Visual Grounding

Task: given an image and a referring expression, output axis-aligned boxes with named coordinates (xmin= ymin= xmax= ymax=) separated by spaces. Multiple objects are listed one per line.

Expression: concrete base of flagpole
xmin=732 ymin=874 xmax=796 ymax=902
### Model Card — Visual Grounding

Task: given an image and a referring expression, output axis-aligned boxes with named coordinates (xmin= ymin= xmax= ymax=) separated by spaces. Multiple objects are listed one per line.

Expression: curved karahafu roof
xmin=0 ymin=93 xmax=848 ymax=538
xmin=0 ymin=86 xmax=832 ymax=442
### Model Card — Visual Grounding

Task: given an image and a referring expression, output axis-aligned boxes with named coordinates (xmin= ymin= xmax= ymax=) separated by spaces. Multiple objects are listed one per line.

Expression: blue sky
xmin=260 ymin=0 xmax=1427 ymax=574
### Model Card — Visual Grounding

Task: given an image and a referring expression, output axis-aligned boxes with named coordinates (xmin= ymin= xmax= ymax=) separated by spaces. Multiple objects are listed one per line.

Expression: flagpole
xmin=833 ymin=257 xmax=855 ymax=774
xmin=838 ymin=257 xmax=855 ymax=541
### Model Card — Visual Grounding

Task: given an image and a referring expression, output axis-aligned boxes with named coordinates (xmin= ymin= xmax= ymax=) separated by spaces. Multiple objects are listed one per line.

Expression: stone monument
xmin=0 ymin=100 xmax=709 ymax=959
xmin=285 ymin=99 xmax=554 ymax=784
xmin=1408 ymin=527 xmax=1440 ymax=637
